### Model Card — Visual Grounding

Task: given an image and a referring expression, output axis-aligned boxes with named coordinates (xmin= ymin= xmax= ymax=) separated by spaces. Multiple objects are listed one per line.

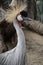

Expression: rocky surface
xmin=24 ymin=29 xmax=43 ymax=65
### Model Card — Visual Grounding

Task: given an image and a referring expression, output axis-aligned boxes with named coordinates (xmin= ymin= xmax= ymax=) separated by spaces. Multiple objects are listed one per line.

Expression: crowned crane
xmin=0 ymin=5 xmax=27 ymax=52
xmin=0 ymin=0 xmax=27 ymax=65
xmin=0 ymin=18 xmax=26 ymax=65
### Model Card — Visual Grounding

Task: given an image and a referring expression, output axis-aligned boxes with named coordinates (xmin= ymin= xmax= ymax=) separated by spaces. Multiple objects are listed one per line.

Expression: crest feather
xmin=5 ymin=1 xmax=27 ymax=23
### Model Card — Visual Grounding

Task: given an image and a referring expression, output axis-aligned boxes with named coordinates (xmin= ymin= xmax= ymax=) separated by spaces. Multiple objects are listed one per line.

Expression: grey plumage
xmin=0 ymin=20 xmax=26 ymax=65
xmin=0 ymin=0 xmax=26 ymax=64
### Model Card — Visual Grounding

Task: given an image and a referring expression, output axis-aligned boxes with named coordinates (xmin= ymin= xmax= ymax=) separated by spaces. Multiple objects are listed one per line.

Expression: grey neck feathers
xmin=0 ymin=19 xmax=26 ymax=65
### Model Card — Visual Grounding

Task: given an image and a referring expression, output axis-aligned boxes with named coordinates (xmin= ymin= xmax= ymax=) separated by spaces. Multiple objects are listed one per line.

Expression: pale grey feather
xmin=0 ymin=20 xmax=26 ymax=65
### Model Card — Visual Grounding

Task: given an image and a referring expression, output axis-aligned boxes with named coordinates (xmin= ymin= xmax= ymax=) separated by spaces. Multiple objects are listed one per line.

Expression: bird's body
xmin=0 ymin=19 xmax=26 ymax=65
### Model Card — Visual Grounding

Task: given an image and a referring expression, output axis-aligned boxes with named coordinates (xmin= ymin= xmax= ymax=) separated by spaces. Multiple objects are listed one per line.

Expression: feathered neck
xmin=13 ymin=20 xmax=25 ymax=52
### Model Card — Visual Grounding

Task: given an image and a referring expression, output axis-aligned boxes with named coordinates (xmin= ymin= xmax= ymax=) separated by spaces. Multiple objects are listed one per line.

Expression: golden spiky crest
xmin=5 ymin=2 xmax=27 ymax=23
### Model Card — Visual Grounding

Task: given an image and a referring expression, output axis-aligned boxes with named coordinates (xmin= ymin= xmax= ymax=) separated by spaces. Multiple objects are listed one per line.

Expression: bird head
xmin=16 ymin=10 xmax=28 ymax=21
xmin=5 ymin=0 xmax=27 ymax=23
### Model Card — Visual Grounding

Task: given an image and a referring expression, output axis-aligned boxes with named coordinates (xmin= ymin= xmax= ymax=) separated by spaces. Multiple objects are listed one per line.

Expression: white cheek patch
xmin=17 ymin=15 xmax=23 ymax=21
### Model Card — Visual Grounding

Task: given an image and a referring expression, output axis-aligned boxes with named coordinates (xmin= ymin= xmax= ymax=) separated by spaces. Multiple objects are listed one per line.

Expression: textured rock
xmin=24 ymin=29 xmax=43 ymax=65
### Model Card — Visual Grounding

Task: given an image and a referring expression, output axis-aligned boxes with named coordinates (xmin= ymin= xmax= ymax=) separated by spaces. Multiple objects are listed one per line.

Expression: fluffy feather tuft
xmin=5 ymin=4 xmax=27 ymax=23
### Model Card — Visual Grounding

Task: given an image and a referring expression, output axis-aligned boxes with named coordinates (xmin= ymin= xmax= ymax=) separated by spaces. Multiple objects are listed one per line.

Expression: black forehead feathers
xmin=20 ymin=10 xmax=28 ymax=17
